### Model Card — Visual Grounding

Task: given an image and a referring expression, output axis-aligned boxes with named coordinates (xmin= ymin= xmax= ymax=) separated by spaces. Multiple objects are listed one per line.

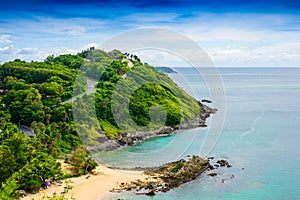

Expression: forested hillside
xmin=0 ymin=48 xmax=201 ymax=198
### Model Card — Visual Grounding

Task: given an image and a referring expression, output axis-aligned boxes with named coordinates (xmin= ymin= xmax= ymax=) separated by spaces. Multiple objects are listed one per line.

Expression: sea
xmin=96 ymin=67 xmax=300 ymax=200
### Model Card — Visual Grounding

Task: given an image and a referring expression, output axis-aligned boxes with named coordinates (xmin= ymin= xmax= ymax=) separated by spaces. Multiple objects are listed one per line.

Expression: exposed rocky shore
xmin=87 ymin=102 xmax=217 ymax=152
xmin=109 ymin=156 xmax=234 ymax=196
xmin=110 ymin=155 xmax=211 ymax=195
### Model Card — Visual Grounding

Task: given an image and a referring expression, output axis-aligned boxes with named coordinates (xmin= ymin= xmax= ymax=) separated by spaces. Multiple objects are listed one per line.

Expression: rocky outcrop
xmin=201 ymin=99 xmax=212 ymax=103
xmin=198 ymin=102 xmax=217 ymax=127
xmin=216 ymin=159 xmax=231 ymax=167
xmin=206 ymin=159 xmax=232 ymax=171
xmin=86 ymin=139 xmax=120 ymax=152
xmin=118 ymin=126 xmax=174 ymax=146
xmin=207 ymin=173 xmax=218 ymax=177
xmin=159 ymin=156 xmax=210 ymax=188
xmin=111 ymin=155 xmax=211 ymax=195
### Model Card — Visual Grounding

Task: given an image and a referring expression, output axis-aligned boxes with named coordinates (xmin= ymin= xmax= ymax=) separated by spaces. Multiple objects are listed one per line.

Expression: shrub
xmin=170 ymin=162 xmax=184 ymax=173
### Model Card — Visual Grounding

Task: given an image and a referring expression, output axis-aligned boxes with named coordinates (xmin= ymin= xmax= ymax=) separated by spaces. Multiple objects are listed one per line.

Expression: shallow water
xmin=97 ymin=67 xmax=300 ymax=200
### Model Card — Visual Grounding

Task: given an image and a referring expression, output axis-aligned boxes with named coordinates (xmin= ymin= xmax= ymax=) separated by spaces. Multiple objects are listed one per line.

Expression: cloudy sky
xmin=0 ymin=0 xmax=299 ymax=67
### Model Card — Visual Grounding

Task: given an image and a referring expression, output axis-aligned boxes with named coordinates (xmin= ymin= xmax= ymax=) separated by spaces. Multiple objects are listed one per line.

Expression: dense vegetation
xmin=0 ymin=49 xmax=95 ymax=199
xmin=0 ymin=48 xmax=201 ymax=198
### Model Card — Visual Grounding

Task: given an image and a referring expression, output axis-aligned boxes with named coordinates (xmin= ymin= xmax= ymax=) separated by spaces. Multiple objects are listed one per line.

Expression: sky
xmin=0 ymin=0 xmax=300 ymax=67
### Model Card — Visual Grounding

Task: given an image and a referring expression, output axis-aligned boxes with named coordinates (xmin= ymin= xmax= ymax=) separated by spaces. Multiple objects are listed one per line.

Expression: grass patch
xmin=59 ymin=173 xmax=81 ymax=180
xmin=170 ymin=162 xmax=184 ymax=173
xmin=99 ymin=120 xmax=123 ymax=139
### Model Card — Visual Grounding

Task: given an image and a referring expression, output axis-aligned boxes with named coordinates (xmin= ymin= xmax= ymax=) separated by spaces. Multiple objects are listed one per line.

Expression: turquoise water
xmin=98 ymin=68 xmax=300 ymax=200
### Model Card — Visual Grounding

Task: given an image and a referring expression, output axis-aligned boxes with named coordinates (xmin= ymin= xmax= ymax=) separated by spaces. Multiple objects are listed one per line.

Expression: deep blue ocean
xmin=98 ymin=67 xmax=300 ymax=200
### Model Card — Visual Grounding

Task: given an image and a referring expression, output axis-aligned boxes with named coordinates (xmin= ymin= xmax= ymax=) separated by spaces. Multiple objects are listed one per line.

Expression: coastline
xmin=23 ymin=156 xmax=215 ymax=200
xmin=22 ymin=164 xmax=148 ymax=200
xmin=87 ymin=102 xmax=217 ymax=152
xmin=22 ymin=103 xmax=216 ymax=200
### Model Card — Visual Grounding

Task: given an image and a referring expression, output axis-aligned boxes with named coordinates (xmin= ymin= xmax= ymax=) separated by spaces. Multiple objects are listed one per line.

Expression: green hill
xmin=71 ymin=49 xmax=201 ymax=143
xmin=0 ymin=48 xmax=202 ymax=146
xmin=0 ymin=48 xmax=202 ymax=145
xmin=0 ymin=48 xmax=205 ymax=197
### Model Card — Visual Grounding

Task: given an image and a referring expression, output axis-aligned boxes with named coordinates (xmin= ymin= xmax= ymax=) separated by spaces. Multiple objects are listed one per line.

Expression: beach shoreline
xmin=22 ymin=155 xmax=215 ymax=200
xmin=22 ymin=164 xmax=147 ymax=200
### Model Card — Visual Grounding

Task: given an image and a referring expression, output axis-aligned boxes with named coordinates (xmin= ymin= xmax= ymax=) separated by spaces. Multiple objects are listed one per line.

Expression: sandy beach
xmin=22 ymin=164 xmax=146 ymax=200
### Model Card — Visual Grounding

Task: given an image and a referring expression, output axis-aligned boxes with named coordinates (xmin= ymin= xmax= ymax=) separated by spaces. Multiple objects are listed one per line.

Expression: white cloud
xmin=25 ymin=17 xmax=88 ymax=36
xmin=173 ymin=13 xmax=300 ymax=44
xmin=207 ymin=42 xmax=300 ymax=67
xmin=60 ymin=25 xmax=87 ymax=36
xmin=17 ymin=47 xmax=39 ymax=55
xmin=123 ymin=13 xmax=179 ymax=24
xmin=106 ymin=13 xmax=300 ymax=67
xmin=0 ymin=13 xmax=299 ymax=67
xmin=0 ymin=45 xmax=78 ymax=63
xmin=168 ymin=13 xmax=300 ymax=67
xmin=0 ymin=17 xmax=106 ymax=37
xmin=133 ymin=50 xmax=189 ymax=67
xmin=82 ymin=43 xmax=99 ymax=50
xmin=0 ymin=45 xmax=15 ymax=54
xmin=0 ymin=35 xmax=12 ymax=44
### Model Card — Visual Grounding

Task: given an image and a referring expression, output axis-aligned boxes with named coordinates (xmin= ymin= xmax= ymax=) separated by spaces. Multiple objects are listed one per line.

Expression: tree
xmin=7 ymin=101 xmax=23 ymax=124
xmin=84 ymin=157 xmax=98 ymax=172
xmin=52 ymin=107 xmax=68 ymax=122
xmin=68 ymin=146 xmax=87 ymax=174
xmin=0 ymin=147 xmax=17 ymax=184
xmin=39 ymin=82 xmax=63 ymax=96
xmin=18 ymin=152 xmax=61 ymax=192
xmin=68 ymin=146 xmax=97 ymax=174
xmin=0 ymin=177 xmax=18 ymax=200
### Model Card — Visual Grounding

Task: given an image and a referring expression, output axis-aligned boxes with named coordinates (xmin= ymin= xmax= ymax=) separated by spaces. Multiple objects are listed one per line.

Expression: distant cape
xmin=155 ymin=66 xmax=177 ymax=73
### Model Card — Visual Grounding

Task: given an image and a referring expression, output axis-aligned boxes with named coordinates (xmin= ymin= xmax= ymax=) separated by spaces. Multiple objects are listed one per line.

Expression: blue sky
xmin=0 ymin=0 xmax=299 ymax=66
